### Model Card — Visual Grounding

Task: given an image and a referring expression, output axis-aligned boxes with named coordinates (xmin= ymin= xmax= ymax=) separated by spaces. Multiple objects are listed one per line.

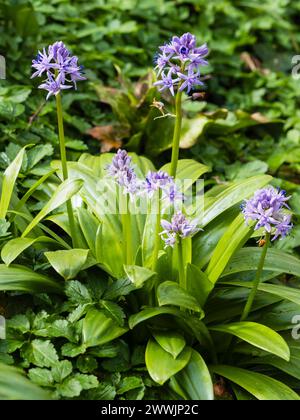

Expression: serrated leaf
xmin=22 ymin=339 xmax=59 ymax=368
xmin=28 ymin=368 xmax=53 ymax=387
xmin=51 ymin=360 xmax=73 ymax=383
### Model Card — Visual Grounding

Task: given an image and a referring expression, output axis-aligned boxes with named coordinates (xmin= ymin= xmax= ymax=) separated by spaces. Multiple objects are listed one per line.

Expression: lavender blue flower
xmin=107 ymin=149 xmax=139 ymax=197
xmin=154 ymin=32 xmax=208 ymax=95
xmin=160 ymin=211 xmax=200 ymax=248
xmin=153 ymin=69 xmax=179 ymax=96
xmin=32 ymin=41 xmax=86 ymax=99
xmin=145 ymin=171 xmax=173 ymax=196
xmin=242 ymin=187 xmax=293 ymax=240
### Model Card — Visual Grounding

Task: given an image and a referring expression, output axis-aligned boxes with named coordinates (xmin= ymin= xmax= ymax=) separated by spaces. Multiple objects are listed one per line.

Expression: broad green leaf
xmin=157 ymin=281 xmax=203 ymax=313
xmin=0 ymin=146 xmax=27 ymax=219
xmin=170 ymin=350 xmax=214 ymax=400
xmin=22 ymin=178 xmax=83 ymax=237
xmin=129 ymin=307 xmax=213 ymax=351
xmin=77 ymin=207 xmax=101 ymax=256
xmin=206 ymin=214 xmax=253 ymax=284
xmin=1 ymin=236 xmax=62 ymax=266
xmin=237 ymin=333 xmax=300 ymax=380
xmin=82 ymin=308 xmax=127 ymax=348
xmin=28 ymin=368 xmax=54 ymax=387
xmin=221 ymin=280 xmax=300 ymax=306
xmin=186 ymin=263 xmax=214 ymax=307
xmin=222 ymin=248 xmax=300 ymax=278
xmin=124 ymin=265 xmax=156 ymax=288
xmin=153 ymin=331 xmax=186 ymax=359
xmin=22 ymin=339 xmax=59 ymax=368
xmin=210 ymin=322 xmax=290 ymax=361
xmin=211 ymin=365 xmax=300 ymax=400
xmin=45 ymin=249 xmax=90 ymax=280
xmin=51 ymin=360 xmax=73 ymax=383
xmin=202 ymin=175 xmax=272 ymax=226
xmin=145 ymin=339 xmax=192 ymax=385
xmin=0 ymin=363 xmax=51 ymax=400
xmin=0 ymin=264 xmax=62 ymax=293
xmin=160 ymin=159 xmax=210 ymax=188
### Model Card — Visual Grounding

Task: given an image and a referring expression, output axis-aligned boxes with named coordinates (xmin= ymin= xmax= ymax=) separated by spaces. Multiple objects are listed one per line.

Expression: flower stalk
xmin=56 ymin=93 xmax=78 ymax=248
xmin=170 ymin=89 xmax=183 ymax=178
xmin=240 ymin=232 xmax=270 ymax=321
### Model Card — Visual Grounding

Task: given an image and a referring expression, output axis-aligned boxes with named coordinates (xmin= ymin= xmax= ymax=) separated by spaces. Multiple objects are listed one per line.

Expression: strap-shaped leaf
xmin=0 ymin=264 xmax=62 ymax=293
xmin=211 ymin=365 xmax=300 ymax=400
xmin=210 ymin=322 xmax=290 ymax=361
xmin=222 ymin=248 xmax=300 ymax=278
xmin=22 ymin=178 xmax=83 ymax=238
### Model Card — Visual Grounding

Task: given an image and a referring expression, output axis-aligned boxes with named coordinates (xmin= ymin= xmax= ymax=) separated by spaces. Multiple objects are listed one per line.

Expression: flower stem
xmin=56 ymin=93 xmax=78 ymax=248
xmin=152 ymin=189 xmax=162 ymax=272
xmin=240 ymin=233 xmax=270 ymax=321
xmin=120 ymin=192 xmax=133 ymax=265
xmin=225 ymin=233 xmax=270 ymax=362
xmin=177 ymin=237 xmax=186 ymax=290
xmin=170 ymin=89 xmax=183 ymax=178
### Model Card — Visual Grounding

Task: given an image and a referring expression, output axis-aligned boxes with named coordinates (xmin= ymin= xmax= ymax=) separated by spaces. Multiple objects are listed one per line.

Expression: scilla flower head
xmin=32 ymin=41 xmax=86 ymax=99
xmin=242 ymin=187 xmax=293 ymax=241
xmin=154 ymin=33 xmax=208 ymax=96
xmin=107 ymin=149 xmax=140 ymax=197
xmin=160 ymin=211 xmax=201 ymax=248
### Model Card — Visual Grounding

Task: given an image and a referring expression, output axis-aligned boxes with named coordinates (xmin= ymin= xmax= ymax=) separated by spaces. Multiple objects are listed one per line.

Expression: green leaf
xmin=28 ymin=368 xmax=54 ymax=387
xmin=51 ymin=360 xmax=73 ymax=383
xmin=221 ymin=280 xmax=300 ymax=306
xmin=8 ymin=314 xmax=30 ymax=333
xmin=22 ymin=178 xmax=83 ymax=237
xmin=22 ymin=339 xmax=59 ymax=368
xmin=56 ymin=377 xmax=82 ymax=398
xmin=1 ymin=236 xmax=60 ymax=266
xmin=129 ymin=306 xmax=213 ymax=351
xmin=145 ymin=339 xmax=192 ymax=385
xmin=0 ymin=363 xmax=51 ymax=400
xmin=124 ymin=265 xmax=156 ymax=288
xmin=206 ymin=214 xmax=253 ymax=284
xmin=117 ymin=376 xmax=144 ymax=395
xmin=202 ymin=175 xmax=272 ymax=226
xmin=77 ymin=208 xmax=100 ymax=256
xmin=100 ymin=300 xmax=125 ymax=327
xmin=0 ymin=146 xmax=27 ymax=219
xmin=210 ymin=322 xmax=290 ymax=361
xmin=82 ymin=308 xmax=127 ymax=348
xmin=186 ymin=263 xmax=214 ymax=307
xmin=153 ymin=331 xmax=186 ymax=359
xmin=45 ymin=249 xmax=89 ymax=280
xmin=211 ymin=365 xmax=300 ymax=400
xmin=170 ymin=350 xmax=214 ymax=400
xmin=0 ymin=264 xmax=62 ymax=293
xmin=160 ymin=159 xmax=210 ymax=188
xmin=76 ymin=356 xmax=98 ymax=374
xmin=222 ymin=248 xmax=300 ymax=278
xmin=65 ymin=280 xmax=92 ymax=304
xmin=73 ymin=373 xmax=98 ymax=390
xmin=157 ymin=281 xmax=203 ymax=313
xmin=61 ymin=342 xmax=86 ymax=358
